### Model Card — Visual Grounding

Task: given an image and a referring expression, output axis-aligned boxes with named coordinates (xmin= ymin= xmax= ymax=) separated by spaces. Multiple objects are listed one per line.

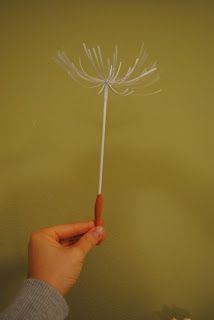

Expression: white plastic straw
xmin=55 ymin=43 xmax=160 ymax=194
xmin=98 ymin=84 xmax=108 ymax=194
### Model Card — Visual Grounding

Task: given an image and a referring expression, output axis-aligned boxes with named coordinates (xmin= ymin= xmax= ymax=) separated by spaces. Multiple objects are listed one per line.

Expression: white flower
xmin=55 ymin=43 xmax=160 ymax=96
xmin=55 ymin=43 xmax=160 ymax=197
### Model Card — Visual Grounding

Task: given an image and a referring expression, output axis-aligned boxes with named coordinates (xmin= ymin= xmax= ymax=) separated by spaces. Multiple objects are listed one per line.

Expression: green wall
xmin=0 ymin=1 xmax=214 ymax=319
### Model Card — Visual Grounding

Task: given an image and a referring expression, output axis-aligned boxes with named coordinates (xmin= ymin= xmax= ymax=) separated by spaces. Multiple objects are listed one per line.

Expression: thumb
xmin=74 ymin=226 xmax=104 ymax=257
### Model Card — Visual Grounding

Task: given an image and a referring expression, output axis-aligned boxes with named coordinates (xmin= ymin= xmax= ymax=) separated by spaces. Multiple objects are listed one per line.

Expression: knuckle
xmin=30 ymin=230 xmax=39 ymax=239
xmin=28 ymin=231 xmax=38 ymax=248
xmin=29 ymin=229 xmax=42 ymax=242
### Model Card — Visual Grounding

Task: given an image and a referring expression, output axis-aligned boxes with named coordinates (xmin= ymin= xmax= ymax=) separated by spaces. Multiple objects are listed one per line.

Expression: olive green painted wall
xmin=0 ymin=1 xmax=214 ymax=319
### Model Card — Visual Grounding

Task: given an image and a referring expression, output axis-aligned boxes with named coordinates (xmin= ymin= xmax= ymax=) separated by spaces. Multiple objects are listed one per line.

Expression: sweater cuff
xmin=3 ymin=278 xmax=69 ymax=320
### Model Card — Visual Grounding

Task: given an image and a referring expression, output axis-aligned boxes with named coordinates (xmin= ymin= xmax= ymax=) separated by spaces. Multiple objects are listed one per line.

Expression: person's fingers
xmin=60 ymin=234 xmax=84 ymax=246
xmin=39 ymin=221 xmax=95 ymax=241
xmin=74 ymin=226 xmax=105 ymax=256
xmin=96 ymin=230 xmax=107 ymax=245
xmin=60 ymin=228 xmax=107 ymax=247
xmin=61 ymin=229 xmax=107 ymax=247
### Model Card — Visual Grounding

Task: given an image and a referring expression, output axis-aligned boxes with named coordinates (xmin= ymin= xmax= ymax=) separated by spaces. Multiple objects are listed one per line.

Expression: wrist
xmin=27 ymin=274 xmax=69 ymax=296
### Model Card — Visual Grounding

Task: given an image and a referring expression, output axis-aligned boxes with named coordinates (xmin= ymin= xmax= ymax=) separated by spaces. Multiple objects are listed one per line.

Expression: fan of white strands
xmin=55 ymin=43 xmax=160 ymax=195
xmin=56 ymin=43 xmax=160 ymax=96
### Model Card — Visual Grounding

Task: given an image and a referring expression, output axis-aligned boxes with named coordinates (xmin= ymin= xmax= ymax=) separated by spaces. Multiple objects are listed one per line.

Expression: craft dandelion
xmin=56 ymin=43 xmax=160 ymax=227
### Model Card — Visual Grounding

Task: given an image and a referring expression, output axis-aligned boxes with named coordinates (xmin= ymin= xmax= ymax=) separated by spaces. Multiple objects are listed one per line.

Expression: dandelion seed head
xmin=55 ymin=42 xmax=161 ymax=196
xmin=55 ymin=43 xmax=160 ymax=97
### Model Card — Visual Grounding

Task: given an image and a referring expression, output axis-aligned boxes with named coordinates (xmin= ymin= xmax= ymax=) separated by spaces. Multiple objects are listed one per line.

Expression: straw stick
xmin=98 ymin=84 xmax=108 ymax=195
xmin=55 ymin=43 xmax=160 ymax=228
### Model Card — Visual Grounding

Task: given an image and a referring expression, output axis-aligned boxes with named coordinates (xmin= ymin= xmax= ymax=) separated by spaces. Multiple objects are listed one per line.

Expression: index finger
xmin=40 ymin=220 xmax=95 ymax=241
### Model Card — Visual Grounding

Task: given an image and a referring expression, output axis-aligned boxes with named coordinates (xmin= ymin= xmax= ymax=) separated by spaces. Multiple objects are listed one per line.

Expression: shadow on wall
xmin=0 ymin=144 xmax=213 ymax=316
xmin=155 ymin=305 xmax=191 ymax=320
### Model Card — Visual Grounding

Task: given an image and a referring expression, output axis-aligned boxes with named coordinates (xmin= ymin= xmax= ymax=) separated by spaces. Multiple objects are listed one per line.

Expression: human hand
xmin=27 ymin=221 xmax=105 ymax=296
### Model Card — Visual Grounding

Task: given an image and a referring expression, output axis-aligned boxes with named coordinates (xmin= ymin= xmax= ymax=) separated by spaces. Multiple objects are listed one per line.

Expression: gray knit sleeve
xmin=0 ymin=278 xmax=69 ymax=320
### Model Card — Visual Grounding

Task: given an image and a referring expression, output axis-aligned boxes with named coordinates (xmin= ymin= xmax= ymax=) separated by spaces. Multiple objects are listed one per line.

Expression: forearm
xmin=0 ymin=278 xmax=69 ymax=320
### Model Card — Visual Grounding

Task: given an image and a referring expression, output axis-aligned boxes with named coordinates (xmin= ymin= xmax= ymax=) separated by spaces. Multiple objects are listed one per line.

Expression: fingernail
xmin=91 ymin=226 xmax=104 ymax=240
